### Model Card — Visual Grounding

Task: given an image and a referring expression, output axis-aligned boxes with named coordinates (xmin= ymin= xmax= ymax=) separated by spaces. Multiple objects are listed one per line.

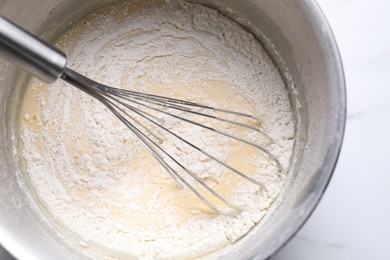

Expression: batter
xmin=18 ymin=0 xmax=294 ymax=259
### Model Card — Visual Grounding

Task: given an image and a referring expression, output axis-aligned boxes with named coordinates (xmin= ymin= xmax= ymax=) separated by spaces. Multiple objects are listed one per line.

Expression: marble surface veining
xmin=273 ymin=0 xmax=390 ymax=259
xmin=1 ymin=0 xmax=389 ymax=259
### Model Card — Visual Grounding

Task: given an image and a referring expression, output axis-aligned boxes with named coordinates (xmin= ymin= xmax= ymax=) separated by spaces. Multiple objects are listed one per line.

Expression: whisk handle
xmin=0 ymin=16 xmax=67 ymax=83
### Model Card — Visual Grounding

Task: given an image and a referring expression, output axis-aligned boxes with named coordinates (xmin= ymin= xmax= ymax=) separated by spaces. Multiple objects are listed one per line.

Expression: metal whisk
xmin=0 ymin=16 xmax=281 ymax=213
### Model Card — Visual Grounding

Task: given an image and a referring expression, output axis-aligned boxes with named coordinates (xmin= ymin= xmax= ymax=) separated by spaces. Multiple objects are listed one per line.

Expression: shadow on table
xmin=0 ymin=245 xmax=14 ymax=260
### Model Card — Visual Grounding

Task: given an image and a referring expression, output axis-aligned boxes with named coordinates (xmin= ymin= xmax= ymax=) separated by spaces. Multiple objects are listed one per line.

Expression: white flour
xmin=19 ymin=1 xmax=294 ymax=259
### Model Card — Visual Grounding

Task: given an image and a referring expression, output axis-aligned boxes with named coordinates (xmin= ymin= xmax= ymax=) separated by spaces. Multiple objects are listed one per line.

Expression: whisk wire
xmin=108 ymin=92 xmax=282 ymax=171
xmin=111 ymin=93 xmax=275 ymax=142
xmin=62 ymin=68 xmax=281 ymax=213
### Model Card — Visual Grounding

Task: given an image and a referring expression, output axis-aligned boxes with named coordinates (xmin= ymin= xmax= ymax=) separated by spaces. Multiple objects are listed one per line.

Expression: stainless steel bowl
xmin=0 ymin=0 xmax=345 ymax=259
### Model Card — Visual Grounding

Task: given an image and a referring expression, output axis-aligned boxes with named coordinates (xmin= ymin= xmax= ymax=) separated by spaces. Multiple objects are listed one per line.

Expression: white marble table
xmin=1 ymin=0 xmax=389 ymax=259
xmin=273 ymin=0 xmax=390 ymax=259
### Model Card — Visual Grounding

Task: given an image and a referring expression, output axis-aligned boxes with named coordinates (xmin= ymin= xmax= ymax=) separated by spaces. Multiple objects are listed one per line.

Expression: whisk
xmin=0 ymin=16 xmax=281 ymax=213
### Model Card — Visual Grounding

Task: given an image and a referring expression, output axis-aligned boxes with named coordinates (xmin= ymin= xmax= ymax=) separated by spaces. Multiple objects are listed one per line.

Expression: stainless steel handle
xmin=0 ymin=16 xmax=67 ymax=83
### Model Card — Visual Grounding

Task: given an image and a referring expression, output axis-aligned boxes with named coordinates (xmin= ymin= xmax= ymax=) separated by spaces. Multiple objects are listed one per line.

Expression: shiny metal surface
xmin=0 ymin=16 xmax=67 ymax=83
xmin=0 ymin=0 xmax=345 ymax=259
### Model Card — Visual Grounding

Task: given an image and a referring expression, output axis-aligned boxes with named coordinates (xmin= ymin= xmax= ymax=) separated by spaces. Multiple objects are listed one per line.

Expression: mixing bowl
xmin=0 ymin=0 xmax=345 ymax=259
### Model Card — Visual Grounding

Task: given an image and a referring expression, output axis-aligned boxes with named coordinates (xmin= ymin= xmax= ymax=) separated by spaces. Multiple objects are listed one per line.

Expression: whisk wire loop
xmin=62 ymin=68 xmax=282 ymax=213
